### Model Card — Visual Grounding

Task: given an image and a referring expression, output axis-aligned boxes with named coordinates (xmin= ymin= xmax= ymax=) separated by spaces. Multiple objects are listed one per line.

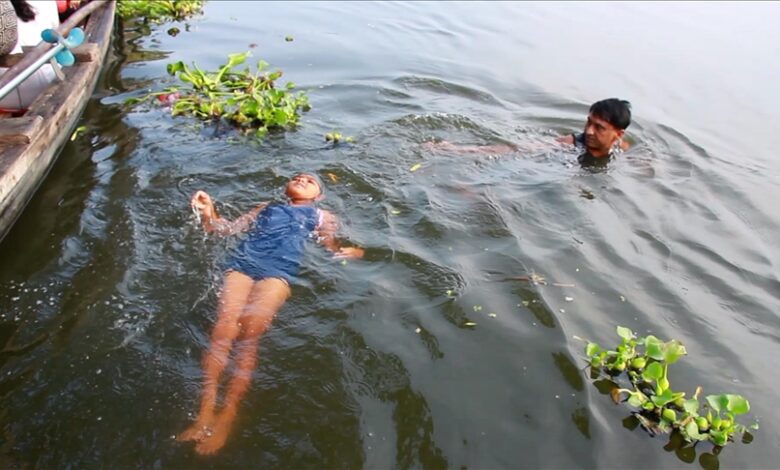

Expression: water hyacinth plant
xmin=125 ymin=52 xmax=310 ymax=139
xmin=117 ymin=0 xmax=205 ymax=22
xmin=325 ymin=132 xmax=354 ymax=144
xmin=584 ymin=326 xmax=757 ymax=447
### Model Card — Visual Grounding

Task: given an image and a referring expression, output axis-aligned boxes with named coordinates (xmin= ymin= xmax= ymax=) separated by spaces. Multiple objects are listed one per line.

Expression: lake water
xmin=1 ymin=1 xmax=779 ymax=468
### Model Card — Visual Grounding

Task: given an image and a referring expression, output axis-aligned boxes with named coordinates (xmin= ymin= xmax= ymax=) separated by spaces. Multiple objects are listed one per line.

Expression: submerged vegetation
xmin=117 ymin=0 xmax=205 ymax=21
xmin=325 ymin=132 xmax=354 ymax=144
xmin=584 ymin=326 xmax=757 ymax=448
xmin=125 ymin=52 xmax=310 ymax=139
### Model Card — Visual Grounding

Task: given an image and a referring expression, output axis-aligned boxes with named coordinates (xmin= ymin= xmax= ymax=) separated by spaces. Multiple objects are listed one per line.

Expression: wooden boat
xmin=0 ymin=0 xmax=115 ymax=244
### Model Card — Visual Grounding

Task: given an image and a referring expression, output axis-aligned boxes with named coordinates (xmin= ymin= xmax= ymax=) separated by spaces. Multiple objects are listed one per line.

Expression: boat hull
xmin=0 ymin=0 xmax=116 ymax=244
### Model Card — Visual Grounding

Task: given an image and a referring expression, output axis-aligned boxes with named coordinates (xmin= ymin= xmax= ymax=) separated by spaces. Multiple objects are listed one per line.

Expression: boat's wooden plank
xmin=84 ymin=1 xmax=115 ymax=40
xmin=0 ymin=116 xmax=44 ymax=145
xmin=27 ymin=64 xmax=88 ymax=118
xmin=71 ymin=43 xmax=101 ymax=63
xmin=0 ymin=54 xmax=23 ymax=68
xmin=0 ymin=45 xmax=99 ymax=67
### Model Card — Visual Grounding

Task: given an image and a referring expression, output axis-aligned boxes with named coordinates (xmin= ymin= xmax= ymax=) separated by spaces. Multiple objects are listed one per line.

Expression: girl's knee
xmin=212 ymin=317 xmax=241 ymax=340
xmin=239 ymin=314 xmax=273 ymax=337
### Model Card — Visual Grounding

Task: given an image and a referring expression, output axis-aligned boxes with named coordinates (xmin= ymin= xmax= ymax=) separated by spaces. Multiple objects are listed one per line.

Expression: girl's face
xmin=285 ymin=174 xmax=322 ymax=201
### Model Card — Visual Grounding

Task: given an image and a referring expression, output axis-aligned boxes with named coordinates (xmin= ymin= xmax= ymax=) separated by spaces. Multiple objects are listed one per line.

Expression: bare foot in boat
xmin=177 ymin=418 xmax=214 ymax=442
xmin=194 ymin=413 xmax=234 ymax=455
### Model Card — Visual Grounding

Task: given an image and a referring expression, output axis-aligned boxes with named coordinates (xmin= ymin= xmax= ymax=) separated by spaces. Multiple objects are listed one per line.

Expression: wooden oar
xmin=0 ymin=0 xmax=110 ymax=91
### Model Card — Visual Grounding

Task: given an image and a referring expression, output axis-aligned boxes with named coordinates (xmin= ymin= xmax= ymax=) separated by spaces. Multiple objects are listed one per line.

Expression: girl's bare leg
xmin=178 ymin=271 xmax=254 ymax=442
xmin=195 ymin=277 xmax=291 ymax=455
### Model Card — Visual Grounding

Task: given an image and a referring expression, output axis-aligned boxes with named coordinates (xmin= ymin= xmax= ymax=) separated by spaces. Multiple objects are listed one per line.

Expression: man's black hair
xmin=590 ymin=98 xmax=632 ymax=130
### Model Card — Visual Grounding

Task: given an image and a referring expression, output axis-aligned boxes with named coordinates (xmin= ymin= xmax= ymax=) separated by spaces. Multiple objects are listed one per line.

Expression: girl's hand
xmin=191 ymin=191 xmax=211 ymax=210
xmin=334 ymin=247 xmax=364 ymax=259
xmin=191 ymin=191 xmax=214 ymax=217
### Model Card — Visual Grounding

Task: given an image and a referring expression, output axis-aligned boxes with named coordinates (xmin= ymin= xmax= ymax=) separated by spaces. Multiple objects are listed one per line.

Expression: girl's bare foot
xmin=194 ymin=412 xmax=234 ymax=455
xmin=177 ymin=418 xmax=214 ymax=442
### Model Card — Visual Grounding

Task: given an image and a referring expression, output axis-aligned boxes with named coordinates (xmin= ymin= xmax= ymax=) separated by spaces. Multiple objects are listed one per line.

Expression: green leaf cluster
xmin=325 ymin=132 xmax=354 ymax=144
xmin=117 ymin=0 xmax=205 ymax=22
xmin=126 ymin=52 xmax=310 ymax=139
xmin=585 ymin=326 xmax=756 ymax=447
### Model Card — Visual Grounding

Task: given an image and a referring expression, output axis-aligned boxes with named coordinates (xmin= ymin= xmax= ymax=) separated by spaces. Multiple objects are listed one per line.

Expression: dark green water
xmin=1 ymin=2 xmax=779 ymax=468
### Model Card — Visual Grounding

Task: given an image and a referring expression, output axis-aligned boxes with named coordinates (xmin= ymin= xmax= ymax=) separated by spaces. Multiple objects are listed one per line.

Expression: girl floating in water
xmin=179 ymin=172 xmax=363 ymax=454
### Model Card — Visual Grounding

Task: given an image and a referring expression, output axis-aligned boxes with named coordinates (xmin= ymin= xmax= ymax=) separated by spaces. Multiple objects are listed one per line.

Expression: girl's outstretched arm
xmin=317 ymin=210 xmax=364 ymax=259
xmin=191 ymin=191 xmax=267 ymax=236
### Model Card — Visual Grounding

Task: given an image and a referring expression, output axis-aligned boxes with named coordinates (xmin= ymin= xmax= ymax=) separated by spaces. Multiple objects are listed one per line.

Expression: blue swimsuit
xmin=224 ymin=202 xmax=322 ymax=284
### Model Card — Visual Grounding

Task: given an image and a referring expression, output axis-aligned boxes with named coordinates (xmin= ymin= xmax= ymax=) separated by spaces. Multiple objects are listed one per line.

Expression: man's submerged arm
xmin=424 ymin=135 xmax=583 ymax=155
xmin=422 ymin=140 xmax=518 ymax=155
xmin=452 ymin=143 xmax=518 ymax=154
xmin=556 ymin=134 xmax=575 ymax=145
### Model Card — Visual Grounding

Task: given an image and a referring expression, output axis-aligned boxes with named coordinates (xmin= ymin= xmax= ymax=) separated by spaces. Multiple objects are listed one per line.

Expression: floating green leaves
xmin=125 ymin=51 xmax=310 ymax=140
xmin=117 ymin=0 xmax=204 ymax=22
xmin=325 ymin=132 xmax=354 ymax=144
xmin=584 ymin=326 xmax=755 ymax=448
xmin=616 ymin=326 xmax=633 ymax=341
xmin=70 ymin=125 xmax=87 ymax=141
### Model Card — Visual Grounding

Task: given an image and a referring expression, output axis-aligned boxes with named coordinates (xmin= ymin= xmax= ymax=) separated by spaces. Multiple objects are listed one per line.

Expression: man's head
xmin=285 ymin=172 xmax=323 ymax=202
xmin=583 ymin=98 xmax=631 ymax=158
